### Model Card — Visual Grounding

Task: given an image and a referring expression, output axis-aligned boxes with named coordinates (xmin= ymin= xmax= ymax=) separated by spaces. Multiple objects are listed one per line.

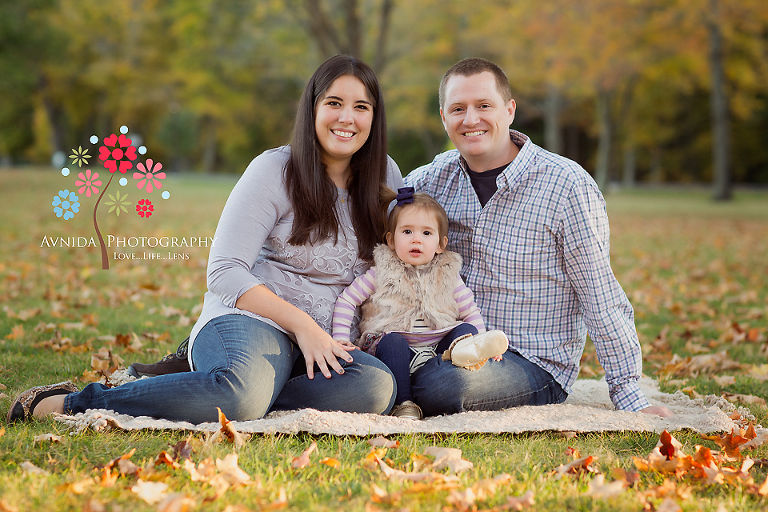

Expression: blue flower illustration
xmin=52 ymin=189 xmax=80 ymax=220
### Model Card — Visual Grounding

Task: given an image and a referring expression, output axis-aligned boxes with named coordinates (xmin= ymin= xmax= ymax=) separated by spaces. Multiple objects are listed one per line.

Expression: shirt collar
xmin=457 ymin=130 xmax=534 ymax=187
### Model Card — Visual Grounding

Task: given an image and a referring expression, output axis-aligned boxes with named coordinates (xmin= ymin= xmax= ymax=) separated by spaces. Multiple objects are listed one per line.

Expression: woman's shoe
xmin=6 ymin=381 xmax=78 ymax=423
xmin=127 ymin=337 xmax=191 ymax=378
xmin=442 ymin=330 xmax=509 ymax=370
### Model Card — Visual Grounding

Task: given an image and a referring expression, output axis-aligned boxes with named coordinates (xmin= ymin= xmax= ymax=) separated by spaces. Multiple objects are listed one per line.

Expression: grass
xmin=1 ymin=168 xmax=768 ymax=511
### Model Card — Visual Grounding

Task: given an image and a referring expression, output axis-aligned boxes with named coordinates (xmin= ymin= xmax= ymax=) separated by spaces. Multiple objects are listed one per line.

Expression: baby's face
xmin=387 ymin=208 xmax=445 ymax=266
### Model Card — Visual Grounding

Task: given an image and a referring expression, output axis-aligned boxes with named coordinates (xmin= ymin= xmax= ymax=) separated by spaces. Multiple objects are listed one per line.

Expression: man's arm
xmin=560 ymin=178 xmax=669 ymax=414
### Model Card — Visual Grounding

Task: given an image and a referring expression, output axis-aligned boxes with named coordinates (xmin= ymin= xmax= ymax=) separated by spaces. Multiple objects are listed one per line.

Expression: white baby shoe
xmin=442 ymin=330 xmax=509 ymax=370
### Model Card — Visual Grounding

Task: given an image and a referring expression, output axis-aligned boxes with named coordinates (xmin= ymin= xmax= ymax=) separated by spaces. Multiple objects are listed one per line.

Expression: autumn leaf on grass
xmin=20 ymin=461 xmax=49 ymax=475
xmin=291 ymin=441 xmax=317 ymax=469
xmin=215 ymin=453 xmax=253 ymax=487
xmin=172 ymin=436 xmax=195 ymax=461
xmin=156 ymin=494 xmax=196 ymax=512
xmin=361 ymin=447 xmax=389 ymax=471
xmin=99 ymin=448 xmax=141 ymax=477
xmin=91 ymin=346 xmax=124 ymax=373
xmin=633 ymin=431 xmax=692 ymax=476
xmin=658 ymin=351 xmax=745 ymax=378
xmin=655 ymin=497 xmax=683 ymax=512
xmin=447 ymin=474 xmax=513 ymax=511
xmin=33 ymin=433 xmax=64 ymax=444
xmin=373 ymin=453 xmax=459 ymax=483
xmin=611 ymin=467 xmax=640 ymax=488
xmin=499 ymin=490 xmax=535 ymax=511
xmin=5 ymin=325 xmax=24 ymax=341
xmin=184 ymin=458 xmax=217 ymax=483
xmin=132 ymin=479 xmax=169 ymax=505
xmin=154 ymin=451 xmax=181 ymax=469
xmin=721 ymin=392 xmax=767 ymax=407
xmin=423 ymin=446 xmax=474 ymax=473
xmin=585 ymin=474 xmax=626 ymax=499
xmin=553 ymin=455 xmax=598 ymax=480
xmin=319 ymin=457 xmax=341 ymax=468
xmin=209 ymin=407 xmax=249 ymax=448
xmin=57 ymin=478 xmax=96 ymax=494
xmin=702 ymin=426 xmax=758 ymax=458
xmin=367 ymin=436 xmax=400 ymax=448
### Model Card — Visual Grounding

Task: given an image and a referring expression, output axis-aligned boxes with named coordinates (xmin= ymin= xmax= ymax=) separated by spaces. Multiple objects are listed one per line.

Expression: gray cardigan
xmin=188 ymin=145 xmax=403 ymax=363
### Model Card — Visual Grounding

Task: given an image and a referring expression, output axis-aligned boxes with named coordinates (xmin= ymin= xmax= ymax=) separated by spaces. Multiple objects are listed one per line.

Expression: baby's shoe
xmin=390 ymin=400 xmax=423 ymax=420
xmin=442 ymin=330 xmax=508 ymax=370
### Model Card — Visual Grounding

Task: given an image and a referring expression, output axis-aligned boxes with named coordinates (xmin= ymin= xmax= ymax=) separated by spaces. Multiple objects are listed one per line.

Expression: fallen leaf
xmin=155 ymin=450 xmax=181 ymax=469
xmin=500 ymin=490 xmax=535 ymax=510
xmin=713 ymin=375 xmax=736 ymax=387
xmin=319 ymin=457 xmax=341 ymax=468
xmin=656 ymin=497 xmax=682 ymax=512
xmin=585 ymin=474 xmax=626 ymax=499
xmin=423 ymin=446 xmax=474 ymax=473
xmin=33 ymin=433 xmax=64 ymax=444
xmin=553 ymin=455 xmax=597 ymax=479
xmin=291 ymin=441 xmax=317 ymax=469
xmin=5 ymin=325 xmax=24 ymax=341
xmin=20 ymin=461 xmax=49 ymax=475
xmin=132 ymin=479 xmax=169 ymax=504
xmin=0 ymin=499 xmax=19 ymax=512
xmin=216 ymin=453 xmax=252 ymax=486
xmin=156 ymin=493 xmax=196 ymax=512
xmin=721 ymin=392 xmax=766 ymax=406
xmin=210 ymin=407 xmax=249 ymax=448
xmin=57 ymin=478 xmax=95 ymax=494
xmin=367 ymin=436 xmax=400 ymax=448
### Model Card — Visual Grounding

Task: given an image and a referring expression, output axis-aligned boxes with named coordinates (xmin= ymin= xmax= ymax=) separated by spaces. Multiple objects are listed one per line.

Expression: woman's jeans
xmin=64 ymin=315 xmax=396 ymax=423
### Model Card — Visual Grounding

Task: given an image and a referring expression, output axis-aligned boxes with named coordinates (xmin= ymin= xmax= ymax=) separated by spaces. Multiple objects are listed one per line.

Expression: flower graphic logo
xmin=136 ymin=199 xmax=154 ymax=218
xmin=134 ymin=159 xmax=165 ymax=193
xmin=50 ymin=126 xmax=172 ymax=269
xmin=52 ymin=190 xmax=80 ymax=220
xmin=74 ymin=169 xmax=102 ymax=198
xmin=99 ymin=134 xmax=137 ymax=174
xmin=69 ymin=146 xmax=91 ymax=167
xmin=104 ymin=190 xmax=132 ymax=216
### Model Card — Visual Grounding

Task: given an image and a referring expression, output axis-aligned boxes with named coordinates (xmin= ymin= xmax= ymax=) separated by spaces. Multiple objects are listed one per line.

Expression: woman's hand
xmin=293 ymin=322 xmax=356 ymax=379
xmin=235 ymin=284 xmax=355 ymax=379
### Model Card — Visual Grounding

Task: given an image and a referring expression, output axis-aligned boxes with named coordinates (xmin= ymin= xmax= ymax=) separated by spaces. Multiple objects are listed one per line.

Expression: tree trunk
xmin=373 ymin=0 xmax=394 ymax=72
xmin=707 ymin=0 xmax=732 ymax=201
xmin=622 ymin=143 xmax=636 ymax=189
xmin=594 ymin=91 xmax=613 ymax=191
xmin=543 ymin=83 xmax=563 ymax=154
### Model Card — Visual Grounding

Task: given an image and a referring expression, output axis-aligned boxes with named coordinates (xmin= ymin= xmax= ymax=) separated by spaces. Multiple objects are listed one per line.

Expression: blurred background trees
xmin=2 ymin=0 xmax=767 ymax=196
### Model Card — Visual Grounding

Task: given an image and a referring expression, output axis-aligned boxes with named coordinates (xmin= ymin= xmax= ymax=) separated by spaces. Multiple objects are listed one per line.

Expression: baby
xmin=332 ymin=187 xmax=508 ymax=419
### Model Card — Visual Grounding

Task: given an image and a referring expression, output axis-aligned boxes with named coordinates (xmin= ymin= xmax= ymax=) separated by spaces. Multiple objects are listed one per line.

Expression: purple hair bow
xmin=396 ymin=187 xmax=414 ymax=207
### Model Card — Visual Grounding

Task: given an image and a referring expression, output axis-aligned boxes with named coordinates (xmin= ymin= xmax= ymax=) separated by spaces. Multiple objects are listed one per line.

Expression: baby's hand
xmin=335 ymin=339 xmax=357 ymax=349
xmin=491 ymin=355 xmax=503 ymax=362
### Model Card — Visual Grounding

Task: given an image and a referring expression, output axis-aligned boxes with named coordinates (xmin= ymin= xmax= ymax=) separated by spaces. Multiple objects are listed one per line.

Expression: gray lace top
xmin=188 ymin=145 xmax=403 ymax=360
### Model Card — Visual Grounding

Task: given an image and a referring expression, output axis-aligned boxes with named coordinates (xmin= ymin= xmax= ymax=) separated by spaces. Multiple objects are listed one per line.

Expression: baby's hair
xmin=382 ymin=188 xmax=449 ymax=246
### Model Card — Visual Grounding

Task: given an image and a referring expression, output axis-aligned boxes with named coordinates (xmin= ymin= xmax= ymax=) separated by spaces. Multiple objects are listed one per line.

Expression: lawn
xmin=1 ymin=168 xmax=767 ymax=511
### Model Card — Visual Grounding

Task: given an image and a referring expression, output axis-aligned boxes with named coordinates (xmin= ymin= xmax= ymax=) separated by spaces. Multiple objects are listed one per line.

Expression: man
xmin=403 ymin=58 xmax=672 ymax=417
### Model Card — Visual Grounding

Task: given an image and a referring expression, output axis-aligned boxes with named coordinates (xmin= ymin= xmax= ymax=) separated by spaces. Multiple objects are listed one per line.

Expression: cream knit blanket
xmin=54 ymin=375 xmax=754 ymax=436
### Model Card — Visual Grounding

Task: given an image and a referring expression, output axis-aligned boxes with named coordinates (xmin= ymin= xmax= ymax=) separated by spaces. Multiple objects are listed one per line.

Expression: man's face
xmin=440 ymin=71 xmax=517 ymax=171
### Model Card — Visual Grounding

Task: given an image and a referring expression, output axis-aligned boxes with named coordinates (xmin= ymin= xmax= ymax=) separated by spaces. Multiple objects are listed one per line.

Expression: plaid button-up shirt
xmin=404 ymin=130 xmax=650 ymax=412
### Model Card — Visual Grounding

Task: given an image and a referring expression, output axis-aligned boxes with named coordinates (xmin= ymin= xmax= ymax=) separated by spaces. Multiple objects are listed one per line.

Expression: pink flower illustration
xmin=74 ymin=169 xmax=102 ymax=197
xmin=136 ymin=198 xmax=154 ymax=218
xmin=133 ymin=159 xmax=166 ymax=193
xmin=98 ymin=133 xmax=138 ymax=174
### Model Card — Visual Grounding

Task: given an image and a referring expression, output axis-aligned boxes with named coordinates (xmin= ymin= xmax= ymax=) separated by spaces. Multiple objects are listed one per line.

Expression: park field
xmin=1 ymin=168 xmax=767 ymax=511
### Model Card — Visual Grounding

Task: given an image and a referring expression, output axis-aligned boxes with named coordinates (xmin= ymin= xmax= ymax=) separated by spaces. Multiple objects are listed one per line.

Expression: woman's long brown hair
xmin=285 ymin=55 xmax=390 ymax=261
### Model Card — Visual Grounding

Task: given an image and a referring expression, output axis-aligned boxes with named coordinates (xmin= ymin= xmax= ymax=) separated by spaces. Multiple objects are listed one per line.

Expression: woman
xmin=8 ymin=55 xmax=403 ymax=424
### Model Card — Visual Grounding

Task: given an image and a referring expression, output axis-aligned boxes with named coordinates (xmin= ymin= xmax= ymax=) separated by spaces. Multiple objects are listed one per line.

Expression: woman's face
xmin=315 ymin=75 xmax=374 ymax=173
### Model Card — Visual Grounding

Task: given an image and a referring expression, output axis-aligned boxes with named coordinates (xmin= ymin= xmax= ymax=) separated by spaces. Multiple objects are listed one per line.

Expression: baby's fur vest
xmin=359 ymin=244 xmax=462 ymax=337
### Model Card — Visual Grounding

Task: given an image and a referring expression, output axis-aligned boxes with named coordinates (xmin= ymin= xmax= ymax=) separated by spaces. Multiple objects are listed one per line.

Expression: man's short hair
xmin=439 ymin=58 xmax=513 ymax=109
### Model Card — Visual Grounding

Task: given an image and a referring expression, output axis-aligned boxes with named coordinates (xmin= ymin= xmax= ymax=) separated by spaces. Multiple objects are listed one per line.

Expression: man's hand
xmin=640 ymin=405 xmax=674 ymax=418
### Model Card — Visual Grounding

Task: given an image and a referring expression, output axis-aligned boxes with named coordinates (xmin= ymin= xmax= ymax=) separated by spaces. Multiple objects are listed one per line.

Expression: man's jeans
xmin=411 ymin=349 xmax=567 ymax=417
xmin=65 ymin=315 xmax=396 ymax=423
